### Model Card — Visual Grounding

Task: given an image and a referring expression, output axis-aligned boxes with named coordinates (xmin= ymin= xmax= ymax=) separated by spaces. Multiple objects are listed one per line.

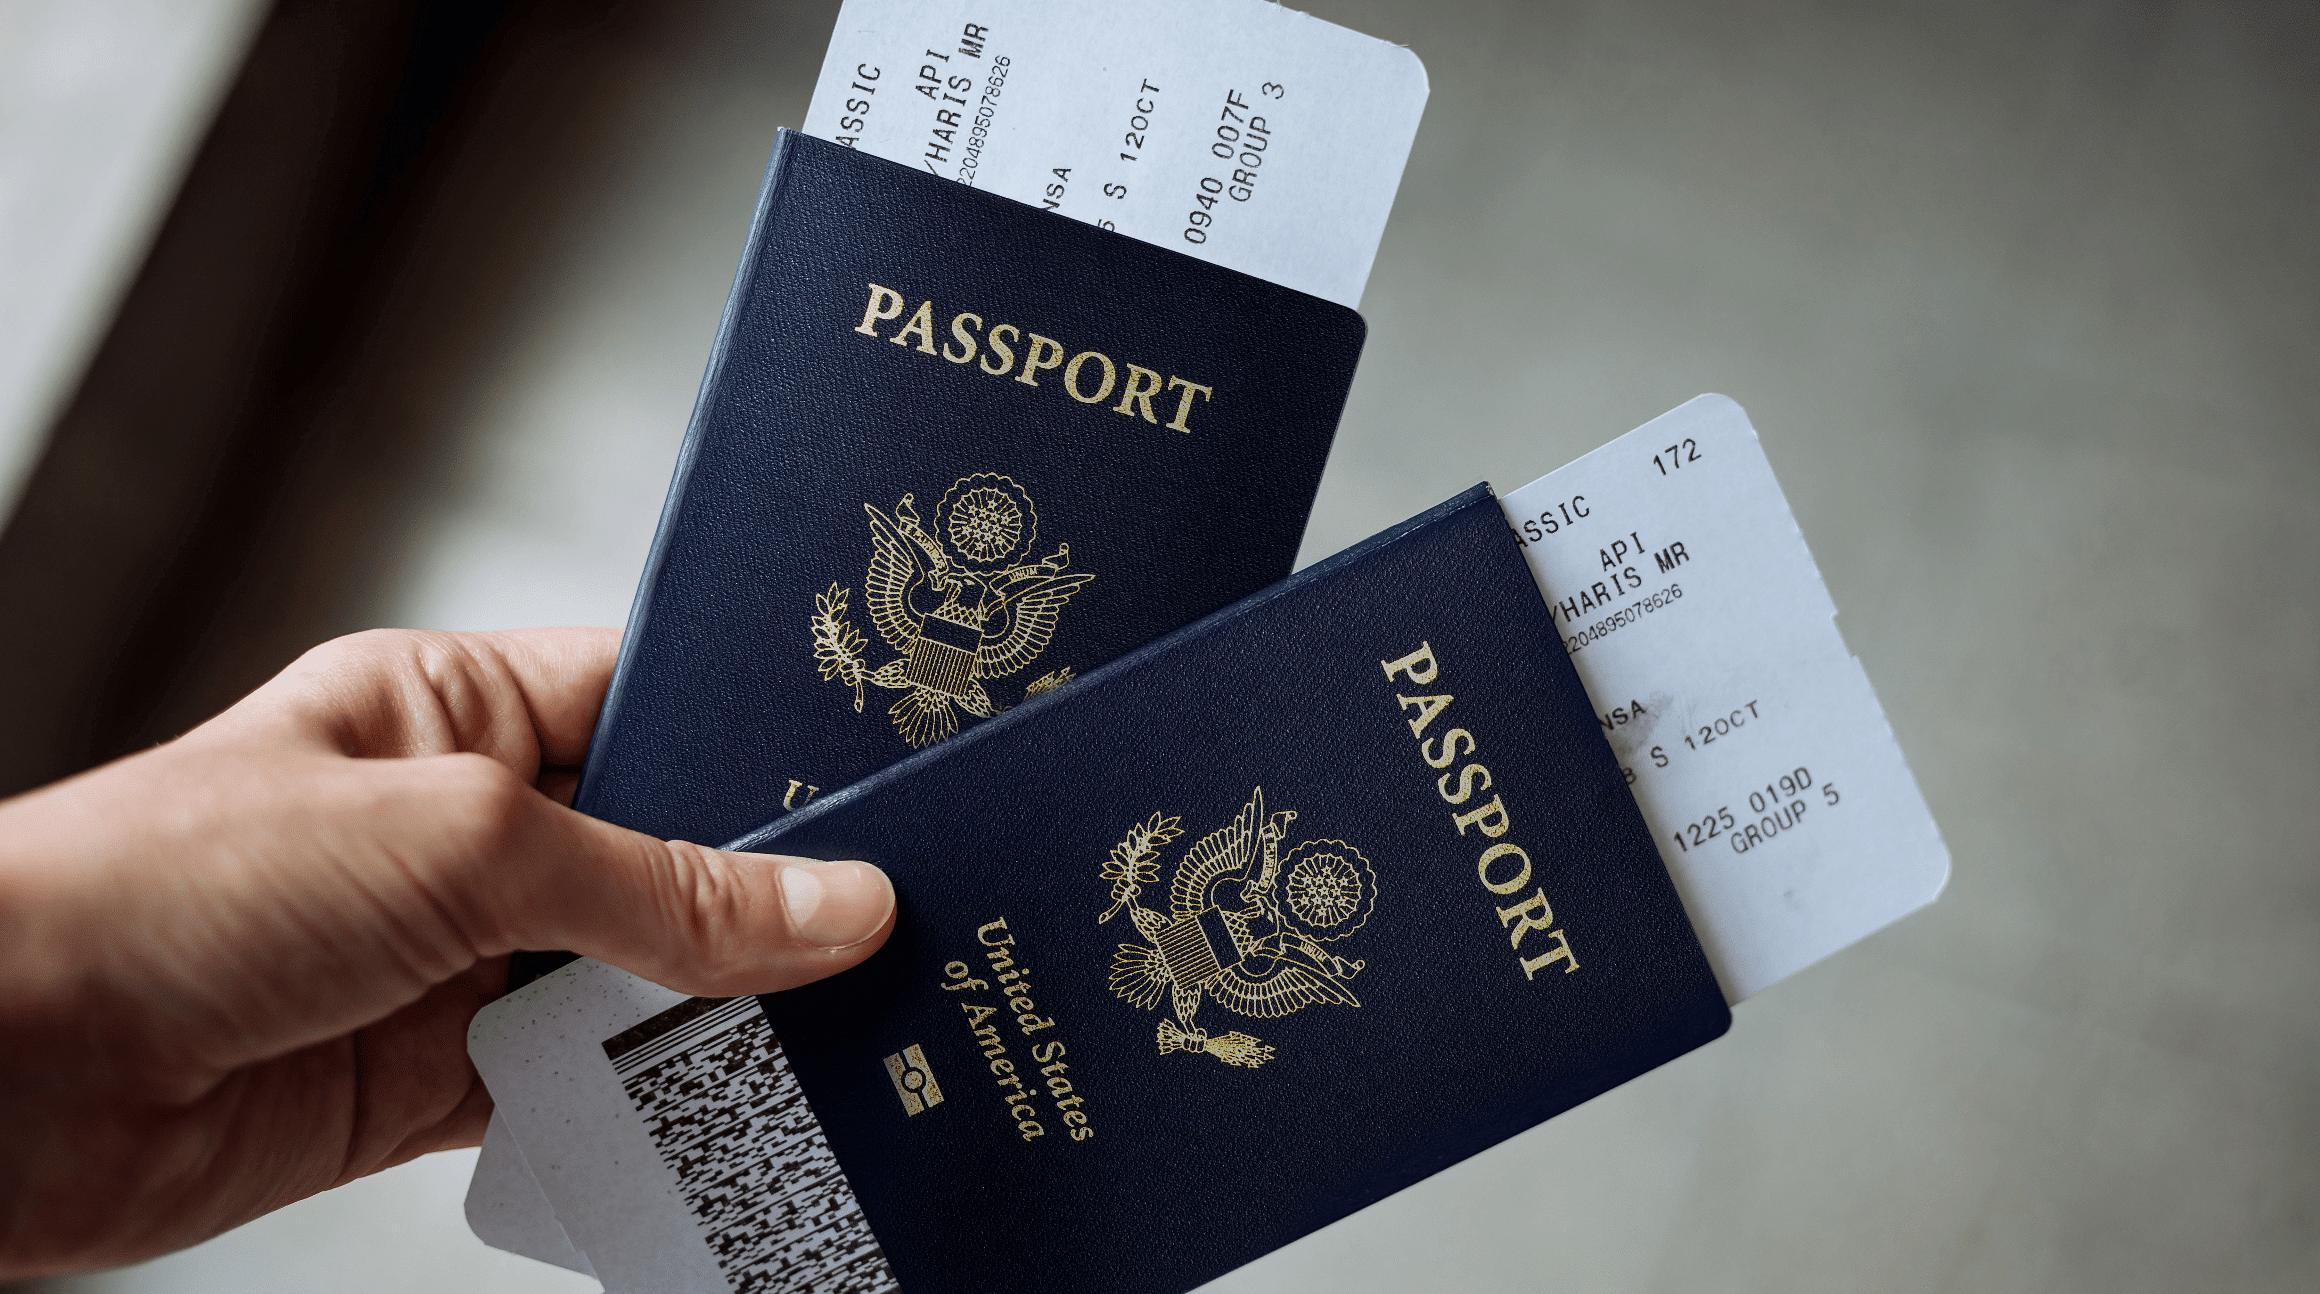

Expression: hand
xmin=0 ymin=628 xmax=894 ymax=1278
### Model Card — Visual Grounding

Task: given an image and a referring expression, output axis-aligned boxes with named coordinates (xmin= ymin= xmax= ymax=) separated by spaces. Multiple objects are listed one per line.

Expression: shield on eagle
xmin=811 ymin=473 xmax=1092 ymax=747
xmin=1098 ymin=788 xmax=1378 ymax=1067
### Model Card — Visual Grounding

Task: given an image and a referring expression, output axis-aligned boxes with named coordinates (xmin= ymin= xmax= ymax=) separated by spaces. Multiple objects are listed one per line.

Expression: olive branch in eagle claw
xmin=811 ymin=583 xmax=869 ymax=711
xmin=1098 ymin=812 xmax=1183 ymax=924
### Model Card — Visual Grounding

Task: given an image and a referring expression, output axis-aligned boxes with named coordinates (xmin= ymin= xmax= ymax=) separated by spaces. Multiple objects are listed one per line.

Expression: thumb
xmin=455 ymin=762 xmax=896 ymax=998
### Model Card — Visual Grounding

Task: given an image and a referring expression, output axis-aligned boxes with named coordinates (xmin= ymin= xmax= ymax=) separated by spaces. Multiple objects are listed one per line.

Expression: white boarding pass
xmin=1501 ymin=394 xmax=1949 ymax=1001
xmin=802 ymin=0 xmax=1430 ymax=307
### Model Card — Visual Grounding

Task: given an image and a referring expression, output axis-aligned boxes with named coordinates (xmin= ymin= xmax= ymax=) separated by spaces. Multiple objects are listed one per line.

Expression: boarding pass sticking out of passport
xmin=465 ymin=396 xmax=1950 ymax=1286
xmin=803 ymin=0 xmax=1429 ymax=308
xmin=1502 ymin=395 xmax=1949 ymax=1002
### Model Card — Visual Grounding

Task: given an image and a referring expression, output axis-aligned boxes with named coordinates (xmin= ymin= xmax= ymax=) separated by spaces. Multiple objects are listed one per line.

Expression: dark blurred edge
xmin=0 ymin=0 xmax=528 ymax=799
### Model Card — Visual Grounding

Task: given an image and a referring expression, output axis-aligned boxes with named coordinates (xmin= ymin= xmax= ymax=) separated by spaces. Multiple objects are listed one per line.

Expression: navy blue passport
xmin=579 ymin=130 xmax=1364 ymax=846
xmin=735 ymin=486 xmax=1730 ymax=1294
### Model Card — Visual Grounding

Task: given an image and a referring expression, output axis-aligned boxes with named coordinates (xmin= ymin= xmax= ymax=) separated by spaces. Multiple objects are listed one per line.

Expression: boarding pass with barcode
xmin=463 ymin=395 xmax=1949 ymax=1289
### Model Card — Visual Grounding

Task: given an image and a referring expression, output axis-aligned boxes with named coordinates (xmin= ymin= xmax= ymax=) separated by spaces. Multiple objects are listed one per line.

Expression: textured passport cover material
xmin=578 ymin=130 xmax=1364 ymax=845
xmin=736 ymin=486 xmax=1731 ymax=1294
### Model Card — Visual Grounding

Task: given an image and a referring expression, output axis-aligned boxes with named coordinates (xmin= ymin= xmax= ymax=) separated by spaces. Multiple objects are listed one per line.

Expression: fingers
xmin=194 ymin=628 xmax=622 ymax=775
xmin=436 ymin=756 xmax=895 ymax=998
xmin=541 ymin=830 xmax=897 ymax=998
xmin=465 ymin=628 xmax=625 ymax=767
xmin=167 ymin=630 xmax=893 ymax=999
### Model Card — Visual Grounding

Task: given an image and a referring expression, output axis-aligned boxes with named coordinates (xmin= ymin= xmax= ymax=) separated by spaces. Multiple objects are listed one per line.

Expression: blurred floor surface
xmin=19 ymin=0 xmax=2319 ymax=1290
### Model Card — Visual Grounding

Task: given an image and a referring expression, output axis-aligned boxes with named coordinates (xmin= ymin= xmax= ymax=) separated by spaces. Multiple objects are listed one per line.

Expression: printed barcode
xmin=604 ymin=997 xmax=896 ymax=1294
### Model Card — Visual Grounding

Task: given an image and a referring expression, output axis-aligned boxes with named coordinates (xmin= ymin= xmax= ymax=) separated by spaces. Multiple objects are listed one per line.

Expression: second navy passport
xmin=736 ymin=487 xmax=1731 ymax=1294
xmin=581 ymin=130 xmax=1364 ymax=844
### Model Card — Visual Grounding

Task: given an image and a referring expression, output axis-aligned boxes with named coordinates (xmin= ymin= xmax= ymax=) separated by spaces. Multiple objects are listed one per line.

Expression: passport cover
xmin=579 ymin=129 xmax=1365 ymax=846
xmin=735 ymin=485 xmax=1731 ymax=1294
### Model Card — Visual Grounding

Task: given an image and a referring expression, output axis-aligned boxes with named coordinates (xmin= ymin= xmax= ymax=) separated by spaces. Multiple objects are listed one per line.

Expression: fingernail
xmin=778 ymin=858 xmax=893 ymax=949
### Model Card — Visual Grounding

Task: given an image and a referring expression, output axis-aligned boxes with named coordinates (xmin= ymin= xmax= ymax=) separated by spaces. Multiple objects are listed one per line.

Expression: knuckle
xmin=655 ymin=839 xmax=764 ymax=992
xmin=302 ymin=627 xmax=477 ymax=696
xmin=277 ymin=630 xmax=476 ymax=740
xmin=302 ymin=627 xmax=438 ymax=674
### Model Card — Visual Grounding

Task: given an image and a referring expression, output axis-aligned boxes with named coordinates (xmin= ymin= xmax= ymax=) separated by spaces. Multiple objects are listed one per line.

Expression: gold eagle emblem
xmin=1099 ymin=788 xmax=1376 ymax=1068
xmin=811 ymin=474 xmax=1092 ymax=747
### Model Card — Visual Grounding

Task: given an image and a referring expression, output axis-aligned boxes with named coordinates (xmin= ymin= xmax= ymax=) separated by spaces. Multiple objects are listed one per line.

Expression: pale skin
xmin=0 ymin=627 xmax=895 ymax=1279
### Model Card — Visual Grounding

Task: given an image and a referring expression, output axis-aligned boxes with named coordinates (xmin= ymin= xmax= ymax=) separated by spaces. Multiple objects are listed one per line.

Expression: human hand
xmin=0 ymin=628 xmax=894 ymax=1278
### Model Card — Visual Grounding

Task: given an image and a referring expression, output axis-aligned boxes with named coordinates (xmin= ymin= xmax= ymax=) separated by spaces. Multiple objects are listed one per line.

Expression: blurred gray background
xmin=5 ymin=0 xmax=2314 ymax=1291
